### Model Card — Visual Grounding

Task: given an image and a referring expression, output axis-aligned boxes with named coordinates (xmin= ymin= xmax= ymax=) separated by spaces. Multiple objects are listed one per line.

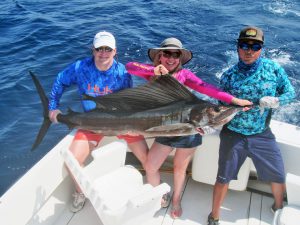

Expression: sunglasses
xmin=94 ymin=46 xmax=113 ymax=52
xmin=238 ymin=42 xmax=262 ymax=51
xmin=162 ymin=51 xmax=181 ymax=59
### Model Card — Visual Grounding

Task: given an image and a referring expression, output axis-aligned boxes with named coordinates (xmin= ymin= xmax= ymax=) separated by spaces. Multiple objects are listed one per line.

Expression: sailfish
xmin=30 ymin=71 xmax=243 ymax=150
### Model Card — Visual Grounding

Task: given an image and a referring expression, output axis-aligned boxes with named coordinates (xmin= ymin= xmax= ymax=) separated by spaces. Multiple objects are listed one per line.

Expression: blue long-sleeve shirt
xmin=220 ymin=58 xmax=295 ymax=135
xmin=48 ymin=57 xmax=132 ymax=112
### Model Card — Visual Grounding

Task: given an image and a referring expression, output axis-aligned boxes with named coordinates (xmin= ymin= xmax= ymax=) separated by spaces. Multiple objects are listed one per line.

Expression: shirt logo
xmin=87 ymin=84 xmax=112 ymax=95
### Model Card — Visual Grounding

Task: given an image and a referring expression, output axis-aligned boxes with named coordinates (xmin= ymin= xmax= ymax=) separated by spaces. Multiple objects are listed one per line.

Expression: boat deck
xmin=55 ymin=172 xmax=275 ymax=225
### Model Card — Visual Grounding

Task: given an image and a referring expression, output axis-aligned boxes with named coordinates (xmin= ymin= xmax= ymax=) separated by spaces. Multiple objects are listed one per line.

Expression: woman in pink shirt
xmin=126 ymin=37 xmax=251 ymax=219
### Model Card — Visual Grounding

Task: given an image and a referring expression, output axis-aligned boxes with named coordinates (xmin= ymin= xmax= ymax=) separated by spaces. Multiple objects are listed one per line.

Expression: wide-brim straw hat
xmin=148 ymin=37 xmax=193 ymax=65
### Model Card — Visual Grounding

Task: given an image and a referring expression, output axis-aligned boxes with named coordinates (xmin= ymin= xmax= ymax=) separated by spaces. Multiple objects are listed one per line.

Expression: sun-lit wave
xmin=273 ymin=101 xmax=300 ymax=126
xmin=216 ymin=50 xmax=237 ymax=79
xmin=267 ymin=49 xmax=295 ymax=66
xmin=264 ymin=0 xmax=300 ymax=16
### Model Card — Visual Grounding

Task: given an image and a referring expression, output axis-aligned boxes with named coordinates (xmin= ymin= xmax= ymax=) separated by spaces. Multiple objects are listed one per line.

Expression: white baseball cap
xmin=93 ymin=31 xmax=116 ymax=49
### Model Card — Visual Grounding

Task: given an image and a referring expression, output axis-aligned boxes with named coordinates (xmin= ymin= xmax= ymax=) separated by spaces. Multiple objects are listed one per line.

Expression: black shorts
xmin=155 ymin=134 xmax=202 ymax=148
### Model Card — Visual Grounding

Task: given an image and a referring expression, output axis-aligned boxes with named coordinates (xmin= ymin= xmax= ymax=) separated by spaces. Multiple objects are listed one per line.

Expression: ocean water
xmin=0 ymin=0 xmax=299 ymax=196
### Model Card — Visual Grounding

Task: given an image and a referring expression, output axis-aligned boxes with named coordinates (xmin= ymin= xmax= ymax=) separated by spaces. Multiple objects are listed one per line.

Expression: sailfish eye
xmin=213 ymin=106 xmax=221 ymax=112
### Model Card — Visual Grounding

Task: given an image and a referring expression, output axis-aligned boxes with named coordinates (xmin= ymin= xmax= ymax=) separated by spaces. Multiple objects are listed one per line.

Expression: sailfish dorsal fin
xmin=83 ymin=75 xmax=200 ymax=112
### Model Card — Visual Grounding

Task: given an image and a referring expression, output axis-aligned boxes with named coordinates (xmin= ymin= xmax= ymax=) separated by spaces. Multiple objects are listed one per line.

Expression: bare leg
xmin=172 ymin=148 xmax=195 ymax=206
xmin=271 ymin=182 xmax=285 ymax=209
xmin=211 ymin=182 xmax=229 ymax=219
xmin=145 ymin=141 xmax=172 ymax=186
xmin=170 ymin=147 xmax=195 ymax=218
xmin=127 ymin=139 xmax=149 ymax=169
xmin=68 ymin=139 xmax=95 ymax=192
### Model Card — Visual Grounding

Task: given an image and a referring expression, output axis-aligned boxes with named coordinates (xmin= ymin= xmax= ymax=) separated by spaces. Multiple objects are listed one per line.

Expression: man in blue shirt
xmin=207 ymin=26 xmax=295 ymax=225
xmin=48 ymin=31 xmax=148 ymax=213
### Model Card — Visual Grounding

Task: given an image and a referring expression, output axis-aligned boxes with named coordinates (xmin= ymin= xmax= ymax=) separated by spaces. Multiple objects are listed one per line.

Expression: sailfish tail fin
xmin=29 ymin=71 xmax=52 ymax=151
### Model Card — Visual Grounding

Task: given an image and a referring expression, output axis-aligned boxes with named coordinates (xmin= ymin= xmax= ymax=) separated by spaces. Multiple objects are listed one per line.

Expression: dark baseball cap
xmin=237 ymin=26 xmax=264 ymax=43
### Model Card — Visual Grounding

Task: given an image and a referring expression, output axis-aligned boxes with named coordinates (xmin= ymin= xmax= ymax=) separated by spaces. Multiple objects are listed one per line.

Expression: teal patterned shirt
xmin=220 ymin=58 xmax=295 ymax=135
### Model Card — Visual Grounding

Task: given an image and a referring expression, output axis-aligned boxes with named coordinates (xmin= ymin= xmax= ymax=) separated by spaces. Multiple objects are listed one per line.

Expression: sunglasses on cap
xmin=94 ymin=46 xmax=113 ymax=52
xmin=162 ymin=51 xmax=181 ymax=59
xmin=238 ymin=42 xmax=262 ymax=51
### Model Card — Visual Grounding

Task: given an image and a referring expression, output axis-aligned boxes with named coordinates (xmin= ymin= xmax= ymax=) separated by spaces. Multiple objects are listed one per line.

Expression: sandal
xmin=207 ymin=212 xmax=219 ymax=225
xmin=170 ymin=204 xmax=182 ymax=219
xmin=271 ymin=203 xmax=283 ymax=213
xmin=161 ymin=193 xmax=171 ymax=208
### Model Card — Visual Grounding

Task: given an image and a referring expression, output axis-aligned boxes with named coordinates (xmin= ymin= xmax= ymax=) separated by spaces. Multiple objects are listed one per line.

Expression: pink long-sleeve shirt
xmin=126 ymin=62 xmax=233 ymax=104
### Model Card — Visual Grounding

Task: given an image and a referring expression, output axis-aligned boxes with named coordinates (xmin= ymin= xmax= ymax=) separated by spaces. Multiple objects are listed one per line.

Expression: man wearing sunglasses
xmin=48 ymin=31 xmax=148 ymax=213
xmin=207 ymin=26 xmax=295 ymax=225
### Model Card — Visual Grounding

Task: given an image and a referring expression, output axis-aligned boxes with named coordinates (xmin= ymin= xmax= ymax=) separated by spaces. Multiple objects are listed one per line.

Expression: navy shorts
xmin=155 ymin=134 xmax=202 ymax=148
xmin=217 ymin=126 xmax=285 ymax=184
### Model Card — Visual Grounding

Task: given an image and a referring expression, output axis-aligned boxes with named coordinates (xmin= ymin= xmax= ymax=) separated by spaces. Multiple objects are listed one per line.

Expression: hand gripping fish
xmin=30 ymin=71 xmax=243 ymax=150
